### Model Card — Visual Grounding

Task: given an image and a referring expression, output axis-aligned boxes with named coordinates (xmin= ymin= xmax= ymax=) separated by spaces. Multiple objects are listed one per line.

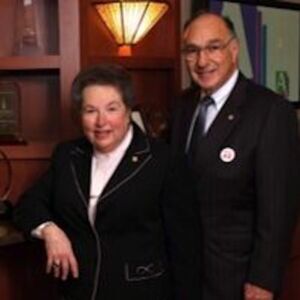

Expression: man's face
xmin=183 ymin=14 xmax=239 ymax=94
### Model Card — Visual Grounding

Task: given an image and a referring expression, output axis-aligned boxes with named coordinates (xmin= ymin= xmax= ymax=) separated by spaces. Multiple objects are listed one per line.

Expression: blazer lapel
xmin=70 ymin=139 xmax=92 ymax=205
xmin=98 ymin=124 xmax=152 ymax=207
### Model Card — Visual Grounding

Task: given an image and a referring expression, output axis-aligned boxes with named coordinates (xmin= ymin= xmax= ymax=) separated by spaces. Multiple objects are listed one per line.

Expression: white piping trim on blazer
xmin=133 ymin=136 xmax=151 ymax=155
xmin=124 ymin=262 xmax=165 ymax=282
xmin=99 ymin=154 xmax=152 ymax=203
xmin=73 ymin=146 xmax=85 ymax=155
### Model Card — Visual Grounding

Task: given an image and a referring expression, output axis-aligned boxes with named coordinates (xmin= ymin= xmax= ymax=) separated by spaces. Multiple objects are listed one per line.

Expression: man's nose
xmin=196 ymin=49 xmax=209 ymax=67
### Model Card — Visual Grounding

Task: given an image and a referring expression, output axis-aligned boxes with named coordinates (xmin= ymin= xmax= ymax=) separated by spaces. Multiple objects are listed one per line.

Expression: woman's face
xmin=81 ymin=84 xmax=131 ymax=153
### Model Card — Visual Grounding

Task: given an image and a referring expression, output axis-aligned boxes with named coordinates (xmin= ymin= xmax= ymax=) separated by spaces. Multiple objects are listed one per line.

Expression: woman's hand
xmin=244 ymin=283 xmax=273 ymax=300
xmin=41 ymin=223 xmax=79 ymax=280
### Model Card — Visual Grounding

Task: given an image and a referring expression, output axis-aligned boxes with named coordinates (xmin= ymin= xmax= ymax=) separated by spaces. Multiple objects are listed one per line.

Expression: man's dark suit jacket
xmin=171 ymin=73 xmax=300 ymax=300
xmin=14 ymin=123 xmax=200 ymax=300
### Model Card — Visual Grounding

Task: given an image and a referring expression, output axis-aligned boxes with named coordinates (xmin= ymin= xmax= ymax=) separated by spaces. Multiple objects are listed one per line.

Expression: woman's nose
xmin=96 ymin=111 xmax=106 ymax=126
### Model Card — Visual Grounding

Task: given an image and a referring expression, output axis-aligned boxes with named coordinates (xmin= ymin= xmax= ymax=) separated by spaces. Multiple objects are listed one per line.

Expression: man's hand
xmin=244 ymin=283 xmax=273 ymax=300
xmin=42 ymin=223 xmax=79 ymax=280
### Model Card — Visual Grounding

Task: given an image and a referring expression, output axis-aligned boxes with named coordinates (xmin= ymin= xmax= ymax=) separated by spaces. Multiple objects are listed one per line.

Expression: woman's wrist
xmin=32 ymin=221 xmax=56 ymax=239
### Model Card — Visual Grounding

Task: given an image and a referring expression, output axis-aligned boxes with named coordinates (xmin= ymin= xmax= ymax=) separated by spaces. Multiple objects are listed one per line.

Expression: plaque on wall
xmin=0 ymin=81 xmax=24 ymax=144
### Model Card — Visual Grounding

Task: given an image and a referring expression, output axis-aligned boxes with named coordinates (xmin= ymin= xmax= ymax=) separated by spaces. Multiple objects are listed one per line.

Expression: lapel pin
xmin=220 ymin=147 xmax=236 ymax=163
xmin=132 ymin=156 xmax=138 ymax=162
xmin=228 ymin=114 xmax=234 ymax=121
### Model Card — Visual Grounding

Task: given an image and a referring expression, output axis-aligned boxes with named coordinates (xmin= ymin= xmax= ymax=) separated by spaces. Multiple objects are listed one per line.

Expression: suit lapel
xmin=198 ymin=74 xmax=249 ymax=162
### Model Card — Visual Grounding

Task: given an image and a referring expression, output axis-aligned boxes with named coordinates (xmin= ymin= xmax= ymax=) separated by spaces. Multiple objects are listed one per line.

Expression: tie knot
xmin=201 ymin=96 xmax=214 ymax=107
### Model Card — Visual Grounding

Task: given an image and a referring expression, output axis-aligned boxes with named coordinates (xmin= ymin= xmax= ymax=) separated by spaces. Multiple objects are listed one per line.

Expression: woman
xmin=13 ymin=64 xmax=201 ymax=300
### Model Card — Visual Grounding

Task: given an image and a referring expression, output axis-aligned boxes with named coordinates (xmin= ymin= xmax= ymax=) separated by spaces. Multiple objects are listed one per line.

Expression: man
xmin=171 ymin=11 xmax=300 ymax=300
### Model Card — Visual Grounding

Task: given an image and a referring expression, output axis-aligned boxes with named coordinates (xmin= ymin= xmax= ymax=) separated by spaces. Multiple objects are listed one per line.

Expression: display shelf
xmin=0 ymin=55 xmax=60 ymax=70
xmin=0 ymin=141 xmax=57 ymax=160
xmin=87 ymin=56 xmax=174 ymax=70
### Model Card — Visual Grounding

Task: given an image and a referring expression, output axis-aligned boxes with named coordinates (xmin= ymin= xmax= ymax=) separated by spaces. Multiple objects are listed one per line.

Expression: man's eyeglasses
xmin=182 ymin=36 xmax=235 ymax=61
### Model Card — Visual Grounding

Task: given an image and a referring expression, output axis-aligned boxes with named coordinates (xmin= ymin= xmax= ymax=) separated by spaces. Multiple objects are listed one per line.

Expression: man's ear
xmin=231 ymin=38 xmax=240 ymax=62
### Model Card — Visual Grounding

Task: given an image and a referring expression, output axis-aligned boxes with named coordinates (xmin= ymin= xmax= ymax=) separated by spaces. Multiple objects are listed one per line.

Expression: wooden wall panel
xmin=131 ymin=69 xmax=174 ymax=137
xmin=8 ymin=160 xmax=50 ymax=204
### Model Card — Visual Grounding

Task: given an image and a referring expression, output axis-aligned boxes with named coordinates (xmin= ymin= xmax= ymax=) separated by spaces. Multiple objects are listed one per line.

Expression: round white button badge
xmin=219 ymin=147 xmax=236 ymax=163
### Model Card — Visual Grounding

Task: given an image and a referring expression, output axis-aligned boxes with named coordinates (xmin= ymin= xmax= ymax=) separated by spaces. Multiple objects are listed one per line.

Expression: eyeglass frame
xmin=181 ymin=36 xmax=236 ymax=61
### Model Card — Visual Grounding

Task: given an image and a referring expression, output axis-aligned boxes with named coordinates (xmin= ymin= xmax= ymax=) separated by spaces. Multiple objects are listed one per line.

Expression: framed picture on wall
xmin=206 ymin=0 xmax=300 ymax=106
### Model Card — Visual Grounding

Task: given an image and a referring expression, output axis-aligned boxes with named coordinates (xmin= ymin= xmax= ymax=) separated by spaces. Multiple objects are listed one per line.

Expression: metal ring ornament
xmin=53 ymin=263 xmax=61 ymax=269
xmin=0 ymin=148 xmax=12 ymax=201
